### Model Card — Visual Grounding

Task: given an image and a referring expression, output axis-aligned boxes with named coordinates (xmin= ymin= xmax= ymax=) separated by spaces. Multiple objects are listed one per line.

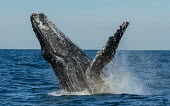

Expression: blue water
xmin=0 ymin=49 xmax=170 ymax=105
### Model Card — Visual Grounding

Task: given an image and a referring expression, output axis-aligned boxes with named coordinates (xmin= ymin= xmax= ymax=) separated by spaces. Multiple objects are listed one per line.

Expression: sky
xmin=0 ymin=0 xmax=170 ymax=50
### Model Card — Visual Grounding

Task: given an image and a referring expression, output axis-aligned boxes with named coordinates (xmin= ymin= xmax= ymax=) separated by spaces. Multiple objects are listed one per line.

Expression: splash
xmin=48 ymin=89 xmax=91 ymax=96
xmin=103 ymin=63 xmax=145 ymax=95
xmin=48 ymin=63 xmax=146 ymax=96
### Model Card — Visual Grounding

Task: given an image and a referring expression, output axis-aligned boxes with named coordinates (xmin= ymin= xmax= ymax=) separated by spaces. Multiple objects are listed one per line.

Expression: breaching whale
xmin=30 ymin=13 xmax=129 ymax=94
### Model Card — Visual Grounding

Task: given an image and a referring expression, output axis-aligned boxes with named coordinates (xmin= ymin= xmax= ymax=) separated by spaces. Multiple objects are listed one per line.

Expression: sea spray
xmin=102 ymin=50 xmax=153 ymax=95
xmin=103 ymin=62 xmax=145 ymax=95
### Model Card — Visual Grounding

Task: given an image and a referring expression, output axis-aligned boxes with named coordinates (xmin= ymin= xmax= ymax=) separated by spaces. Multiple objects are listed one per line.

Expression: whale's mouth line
xmin=30 ymin=14 xmax=47 ymax=44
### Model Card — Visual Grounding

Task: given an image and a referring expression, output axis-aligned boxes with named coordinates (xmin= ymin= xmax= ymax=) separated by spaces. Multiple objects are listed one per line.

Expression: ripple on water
xmin=0 ymin=50 xmax=170 ymax=105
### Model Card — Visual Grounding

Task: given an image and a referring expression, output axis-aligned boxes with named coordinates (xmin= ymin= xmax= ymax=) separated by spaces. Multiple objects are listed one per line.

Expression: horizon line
xmin=0 ymin=48 xmax=170 ymax=51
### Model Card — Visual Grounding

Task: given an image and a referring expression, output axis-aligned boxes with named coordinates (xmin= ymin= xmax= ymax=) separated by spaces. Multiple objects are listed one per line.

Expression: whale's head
xmin=30 ymin=13 xmax=76 ymax=63
xmin=30 ymin=13 xmax=91 ymax=92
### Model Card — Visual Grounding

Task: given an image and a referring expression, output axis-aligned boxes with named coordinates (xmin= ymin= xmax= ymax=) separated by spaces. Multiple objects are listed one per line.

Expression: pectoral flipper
xmin=87 ymin=22 xmax=129 ymax=80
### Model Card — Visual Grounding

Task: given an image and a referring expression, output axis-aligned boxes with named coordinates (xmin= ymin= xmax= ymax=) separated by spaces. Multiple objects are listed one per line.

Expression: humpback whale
xmin=30 ymin=13 xmax=129 ymax=94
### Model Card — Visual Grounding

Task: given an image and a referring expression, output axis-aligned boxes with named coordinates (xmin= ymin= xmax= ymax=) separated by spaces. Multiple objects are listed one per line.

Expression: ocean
xmin=0 ymin=49 xmax=169 ymax=105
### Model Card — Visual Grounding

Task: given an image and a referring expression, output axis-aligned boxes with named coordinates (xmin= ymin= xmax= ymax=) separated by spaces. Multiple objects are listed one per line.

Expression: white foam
xmin=48 ymin=90 xmax=91 ymax=96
